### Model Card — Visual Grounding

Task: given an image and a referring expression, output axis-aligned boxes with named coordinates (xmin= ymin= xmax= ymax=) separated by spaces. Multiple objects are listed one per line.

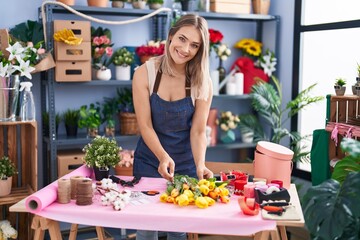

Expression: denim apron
xmin=133 ymin=70 xmax=196 ymax=178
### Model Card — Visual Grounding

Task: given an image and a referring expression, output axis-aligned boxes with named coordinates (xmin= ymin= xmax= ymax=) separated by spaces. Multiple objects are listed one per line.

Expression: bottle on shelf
xmin=19 ymin=82 xmax=36 ymax=121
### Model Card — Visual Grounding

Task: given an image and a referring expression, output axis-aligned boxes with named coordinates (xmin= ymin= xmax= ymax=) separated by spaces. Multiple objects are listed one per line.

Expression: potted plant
xmin=147 ymin=0 xmax=164 ymax=9
xmin=352 ymin=63 xmax=360 ymax=95
xmin=132 ymin=0 xmax=147 ymax=9
xmin=42 ymin=111 xmax=61 ymax=137
xmin=334 ymin=78 xmax=346 ymax=96
xmin=91 ymin=26 xmax=114 ymax=80
xmin=87 ymin=0 xmax=109 ymax=7
xmin=101 ymin=97 xmax=118 ymax=137
xmin=63 ymin=108 xmax=80 ymax=137
xmin=110 ymin=0 xmax=127 ymax=8
xmin=303 ymin=138 xmax=360 ymax=240
xmin=78 ymin=103 xmax=101 ymax=137
xmin=116 ymin=88 xmax=139 ymax=135
xmin=83 ymin=136 xmax=122 ymax=180
xmin=216 ymin=111 xmax=240 ymax=143
xmin=0 ymin=156 xmax=17 ymax=197
xmin=112 ymin=47 xmax=135 ymax=81
xmin=238 ymin=113 xmax=264 ymax=143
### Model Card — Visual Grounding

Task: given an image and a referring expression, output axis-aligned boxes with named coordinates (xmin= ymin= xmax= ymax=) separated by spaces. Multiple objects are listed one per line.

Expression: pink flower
xmin=37 ymin=48 xmax=46 ymax=54
xmin=100 ymin=35 xmax=110 ymax=45
xmin=93 ymin=36 xmax=102 ymax=46
xmin=105 ymin=47 xmax=113 ymax=56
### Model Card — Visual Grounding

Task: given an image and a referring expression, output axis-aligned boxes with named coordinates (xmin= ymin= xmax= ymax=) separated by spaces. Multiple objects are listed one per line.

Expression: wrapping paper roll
xmin=25 ymin=165 xmax=92 ymax=213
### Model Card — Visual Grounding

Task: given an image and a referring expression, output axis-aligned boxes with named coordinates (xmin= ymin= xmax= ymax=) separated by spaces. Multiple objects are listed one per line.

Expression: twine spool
xmin=70 ymin=176 xmax=84 ymax=200
xmin=57 ymin=178 xmax=71 ymax=204
xmin=76 ymin=179 xmax=93 ymax=206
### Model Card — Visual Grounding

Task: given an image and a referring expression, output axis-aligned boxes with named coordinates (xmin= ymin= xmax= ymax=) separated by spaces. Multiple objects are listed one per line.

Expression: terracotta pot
xmin=252 ymin=0 xmax=271 ymax=15
xmin=112 ymin=1 xmax=124 ymax=8
xmin=149 ymin=3 xmax=162 ymax=9
xmin=132 ymin=1 xmax=146 ymax=9
xmin=0 ymin=177 xmax=12 ymax=197
xmin=56 ymin=0 xmax=75 ymax=5
xmin=87 ymin=0 xmax=109 ymax=7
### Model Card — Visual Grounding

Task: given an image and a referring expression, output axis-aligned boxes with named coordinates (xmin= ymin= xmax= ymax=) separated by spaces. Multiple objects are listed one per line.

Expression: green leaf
xmin=9 ymin=20 xmax=44 ymax=44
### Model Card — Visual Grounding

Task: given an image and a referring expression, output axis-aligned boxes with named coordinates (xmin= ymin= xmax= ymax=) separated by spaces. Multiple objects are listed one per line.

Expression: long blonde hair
xmin=160 ymin=14 xmax=210 ymax=100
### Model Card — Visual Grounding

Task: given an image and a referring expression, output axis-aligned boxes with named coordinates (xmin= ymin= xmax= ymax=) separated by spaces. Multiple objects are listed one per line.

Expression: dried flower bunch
xmin=234 ymin=38 xmax=277 ymax=77
xmin=96 ymin=178 xmax=131 ymax=211
xmin=82 ymin=136 xmax=122 ymax=169
xmin=216 ymin=111 xmax=240 ymax=132
xmin=0 ymin=220 xmax=17 ymax=239
xmin=0 ymin=156 xmax=17 ymax=180
xmin=135 ymin=40 xmax=166 ymax=57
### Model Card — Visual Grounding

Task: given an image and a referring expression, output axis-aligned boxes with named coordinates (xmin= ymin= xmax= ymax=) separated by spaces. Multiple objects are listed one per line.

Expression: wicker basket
xmin=119 ymin=112 xmax=140 ymax=135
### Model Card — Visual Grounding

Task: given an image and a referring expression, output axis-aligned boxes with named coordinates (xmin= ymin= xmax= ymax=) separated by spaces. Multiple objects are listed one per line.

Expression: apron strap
xmin=153 ymin=69 xmax=191 ymax=97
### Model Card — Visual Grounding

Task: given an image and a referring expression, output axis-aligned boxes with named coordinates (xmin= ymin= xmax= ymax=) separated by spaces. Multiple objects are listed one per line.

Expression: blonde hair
xmin=160 ymin=14 xmax=210 ymax=100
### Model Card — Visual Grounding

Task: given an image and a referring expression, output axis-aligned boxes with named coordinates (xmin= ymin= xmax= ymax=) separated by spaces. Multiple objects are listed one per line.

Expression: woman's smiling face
xmin=169 ymin=25 xmax=201 ymax=66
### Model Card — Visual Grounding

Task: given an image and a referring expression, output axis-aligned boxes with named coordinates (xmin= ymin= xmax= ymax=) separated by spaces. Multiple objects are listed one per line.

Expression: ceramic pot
xmin=149 ymin=3 xmax=162 ymax=9
xmin=241 ymin=131 xmax=254 ymax=143
xmin=96 ymin=68 xmax=112 ymax=81
xmin=93 ymin=167 xmax=110 ymax=181
xmin=334 ymin=86 xmax=346 ymax=96
xmin=56 ymin=0 xmax=75 ymax=5
xmin=112 ymin=1 xmax=124 ymax=8
xmin=105 ymin=126 xmax=115 ymax=137
xmin=87 ymin=127 xmax=99 ymax=138
xmin=220 ymin=130 xmax=236 ymax=143
xmin=87 ymin=0 xmax=109 ymax=7
xmin=132 ymin=1 xmax=146 ymax=9
xmin=65 ymin=124 xmax=78 ymax=137
xmin=0 ymin=177 xmax=12 ymax=197
xmin=252 ymin=0 xmax=271 ymax=15
xmin=115 ymin=65 xmax=131 ymax=81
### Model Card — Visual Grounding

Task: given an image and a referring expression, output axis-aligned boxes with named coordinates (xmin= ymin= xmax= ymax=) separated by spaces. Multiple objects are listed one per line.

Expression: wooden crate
xmin=325 ymin=95 xmax=360 ymax=161
xmin=0 ymin=121 xmax=38 ymax=240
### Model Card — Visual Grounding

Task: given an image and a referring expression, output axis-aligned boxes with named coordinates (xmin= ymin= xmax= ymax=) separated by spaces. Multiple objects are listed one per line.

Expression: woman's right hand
xmin=158 ymin=156 xmax=175 ymax=182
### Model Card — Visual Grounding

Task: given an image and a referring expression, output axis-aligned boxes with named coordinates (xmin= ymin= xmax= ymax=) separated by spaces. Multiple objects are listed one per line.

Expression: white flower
xmin=6 ymin=42 xmax=24 ymax=61
xmin=220 ymin=55 xmax=228 ymax=61
xmin=0 ymin=220 xmax=18 ymax=239
xmin=0 ymin=62 xmax=10 ymax=77
xmin=12 ymin=59 xmax=35 ymax=79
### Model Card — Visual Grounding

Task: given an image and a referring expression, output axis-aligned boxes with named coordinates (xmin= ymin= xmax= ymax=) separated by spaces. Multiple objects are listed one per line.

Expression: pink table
xmin=35 ymin=175 xmax=276 ymax=236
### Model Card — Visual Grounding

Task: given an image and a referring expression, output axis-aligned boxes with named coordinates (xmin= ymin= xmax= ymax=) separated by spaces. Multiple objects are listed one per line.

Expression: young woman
xmin=132 ymin=14 xmax=213 ymax=240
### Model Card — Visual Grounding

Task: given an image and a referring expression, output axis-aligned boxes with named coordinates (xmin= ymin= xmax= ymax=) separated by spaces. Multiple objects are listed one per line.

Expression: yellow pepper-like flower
xmin=208 ymin=181 xmax=216 ymax=191
xmin=171 ymin=188 xmax=180 ymax=198
xmin=176 ymin=194 xmax=190 ymax=207
xmin=160 ymin=193 xmax=168 ymax=203
xmin=204 ymin=196 xmax=216 ymax=206
xmin=198 ymin=179 xmax=210 ymax=187
xmin=53 ymin=28 xmax=83 ymax=45
xmin=166 ymin=196 xmax=175 ymax=203
xmin=219 ymin=187 xmax=229 ymax=197
xmin=182 ymin=183 xmax=189 ymax=190
xmin=183 ymin=189 xmax=194 ymax=198
xmin=199 ymin=185 xmax=210 ymax=196
xmin=195 ymin=196 xmax=209 ymax=209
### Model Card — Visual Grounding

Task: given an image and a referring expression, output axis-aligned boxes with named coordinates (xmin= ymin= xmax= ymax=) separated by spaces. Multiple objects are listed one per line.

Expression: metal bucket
xmin=0 ymin=75 xmax=20 ymax=121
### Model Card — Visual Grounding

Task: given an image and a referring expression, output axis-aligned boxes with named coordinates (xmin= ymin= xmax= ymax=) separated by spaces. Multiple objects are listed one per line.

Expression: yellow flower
xmin=204 ymin=196 xmax=216 ymax=206
xmin=195 ymin=196 xmax=209 ymax=208
xmin=198 ymin=179 xmax=210 ymax=187
xmin=176 ymin=194 xmax=190 ymax=206
xmin=199 ymin=185 xmax=210 ymax=196
xmin=160 ymin=193 xmax=168 ymax=202
xmin=171 ymin=188 xmax=180 ymax=198
xmin=234 ymin=38 xmax=262 ymax=57
xmin=183 ymin=189 xmax=194 ymax=198
xmin=54 ymin=28 xmax=83 ymax=45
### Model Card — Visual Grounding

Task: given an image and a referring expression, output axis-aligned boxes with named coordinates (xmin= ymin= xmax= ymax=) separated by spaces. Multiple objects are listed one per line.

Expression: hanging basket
xmin=118 ymin=112 xmax=140 ymax=135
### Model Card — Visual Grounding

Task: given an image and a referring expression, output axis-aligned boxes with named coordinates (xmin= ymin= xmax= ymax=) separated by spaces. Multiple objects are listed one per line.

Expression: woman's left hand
xmin=197 ymin=166 xmax=213 ymax=180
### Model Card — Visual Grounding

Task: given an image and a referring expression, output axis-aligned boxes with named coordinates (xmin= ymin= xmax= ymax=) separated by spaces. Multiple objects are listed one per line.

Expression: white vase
xmin=241 ymin=132 xmax=254 ymax=143
xmin=96 ymin=68 xmax=112 ymax=81
xmin=115 ymin=65 xmax=131 ymax=81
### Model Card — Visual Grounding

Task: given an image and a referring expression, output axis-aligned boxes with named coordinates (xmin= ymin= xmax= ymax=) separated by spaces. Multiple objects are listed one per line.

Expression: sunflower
xmin=234 ymin=38 xmax=262 ymax=57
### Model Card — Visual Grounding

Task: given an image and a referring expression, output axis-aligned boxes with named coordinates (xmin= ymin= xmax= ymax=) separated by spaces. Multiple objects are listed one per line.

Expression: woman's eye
xmin=179 ymin=36 xmax=185 ymax=42
xmin=191 ymin=44 xmax=199 ymax=49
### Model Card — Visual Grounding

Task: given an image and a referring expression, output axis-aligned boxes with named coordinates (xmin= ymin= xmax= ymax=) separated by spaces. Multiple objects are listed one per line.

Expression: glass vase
xmin=0 ymin=75 xmax=20 ymax=121
xmin=218 ymin=58 xmax=226 ymax=94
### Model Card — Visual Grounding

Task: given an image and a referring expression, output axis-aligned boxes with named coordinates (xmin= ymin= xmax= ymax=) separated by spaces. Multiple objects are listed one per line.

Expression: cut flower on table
xmin=159 ymin=174 xmax=230 ymax=209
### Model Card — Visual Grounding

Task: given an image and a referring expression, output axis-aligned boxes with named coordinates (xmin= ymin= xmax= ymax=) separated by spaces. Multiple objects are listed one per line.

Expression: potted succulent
xmin=132 ymin=0 xmax=147 ymax=9
xmin=112 ymin=47 xmax=135 ymax=81
xmin=334 ymin=78 xmax=346 ymax=96
xmin=0 ymin=156 xmax=17 ymax=197
xmin=101 ymin=97 xmax=118 ymax=137
xmin=83 ymin=136 xmax=122 ymax=180
xmin=116 ymin=88 xmax=139 ymax=135
xmin=63 ymin=108 xmax=80 ymax=137
xmin=110 ymin=0 xmax=127 ymax=8
xmin=78 ymin=103 xmax=101 ymax=137
xmin=303 ymin=138 xmax=360 ymax=240
xmin=147 ymin=0 xmax=164 ymax=9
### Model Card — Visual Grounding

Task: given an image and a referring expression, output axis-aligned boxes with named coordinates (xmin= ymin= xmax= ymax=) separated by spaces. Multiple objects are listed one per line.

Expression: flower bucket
xmin=254 ymin=141 xmax=294 ymax=189
xmin=0 ymin=75 xmax=20 ymax=121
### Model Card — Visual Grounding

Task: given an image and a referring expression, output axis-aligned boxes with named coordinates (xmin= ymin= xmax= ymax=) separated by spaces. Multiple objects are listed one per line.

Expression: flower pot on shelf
xmin=93 ymin=166 xmax=110 ymax=181
xmin=105 ymin=126 xmax=115 ymax=137
xmin=87 ymin=127 xmax=99 ymax=138
xmin=140 ymin=55 xmax=155 ymax=64
xmin=149 ymin=3 xmax=162 ymax=9
xmin=252 ymin=0 xmax=271 ymax=15
xmin=334 ymin=86 xmax=346 ymax=96
xmin=96 ymin=68 xmax=112 ymax=81
xmin=65 ymin=124 xmax=78 ymax=137
xmin=115 ymin=65 xmax=131 ymax=81
xmin=132 ymin=1 xmax=146 ymax=9
xmin=241 ymin=131 xmax=254 ymax=143
xmin=112 ymin=1 xmax=124 ymax=8
xmin=220 ymin=130 xmax=236 ymax=143
xmin=0 ymin=177 xmax=12 ymax=197
xmin=87 ymin=0 xmax=109 ymax=7
xmin=56 ymin=0 xmax=75 ymax=5
xmin=119 ymin=112 xmax=140 ymax=135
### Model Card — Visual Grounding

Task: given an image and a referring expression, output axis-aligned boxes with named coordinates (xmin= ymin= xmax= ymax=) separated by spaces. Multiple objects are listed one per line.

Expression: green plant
xmin=357 ymin=63 xmax=360 ymax=78
xmin=303 ymin=138 xmax=360 ymax=240
xmin=116 ymin=88 xmax=134 ymax=113
xmin=335 ymin=78 xmax=346 ymax=87
xmin=147 ymin=0 xmax=163 ymax=4
xmin=42 ymin=111 xmax=61 ymax=135
xmin=0 ymin=156 xmax=17 ymax=180
xmin=249 ymin=76 xmax=324 ymax=162
xmin=238 ymin=113 xmax=265 ymax=142
xmin=111 ymin=48 xmax=135 ymax=66
xmin=78 ymin=103 xmax=101 ymax=129
xmin=63 ymin=108 xmax=79 ymax=127
xmin=82 ymin=136 xmax=122 ymax=169
xmin=101 ymin=97 xmax=118 ymax=128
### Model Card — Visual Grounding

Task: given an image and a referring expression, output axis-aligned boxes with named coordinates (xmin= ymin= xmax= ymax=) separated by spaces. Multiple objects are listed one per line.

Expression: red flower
xmin=135 ymin=40 xmax=166 ymax=57
xmin=209 ymin=29 xmax=223 ymax=45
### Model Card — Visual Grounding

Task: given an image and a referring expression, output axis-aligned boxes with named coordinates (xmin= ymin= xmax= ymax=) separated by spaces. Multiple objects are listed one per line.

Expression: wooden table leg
xmin=187 ymin=233 xmax=199 ymax=240
xmin=31 ymin=216 xmax=45 ymax=240
xmin=47 ymin=219 xmax=63 ymax=240
xmin=270 ymin=228 xmax=280 ymax=240
xmin=254 ymin=230 xmax=270 ymax=240
xmin=95 ymin=226 xmax=106 ymax=240
xmin=69 ymin=224 xmax=79 ymax=240
xmin=278 ymin=226 xmax=288 ymax=240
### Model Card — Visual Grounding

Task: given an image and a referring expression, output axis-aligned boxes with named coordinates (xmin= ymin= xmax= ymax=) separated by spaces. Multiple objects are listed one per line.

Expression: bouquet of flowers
xmin=216 ymin=111 xmax=240 ymax=132
xmin=135 ymin=40 xmax=166 ymax=57
xmin=91 ymin=27 xmax=114 ymax=69
xmin=0 ymin=220 xmax=17 ymax=240
xmin=213 ymin=43 xmax=231 ymax=61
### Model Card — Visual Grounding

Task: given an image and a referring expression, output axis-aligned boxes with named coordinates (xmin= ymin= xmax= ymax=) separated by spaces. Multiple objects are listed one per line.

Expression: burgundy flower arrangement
xmin=135 ymin=40 xmax=166 ymax=57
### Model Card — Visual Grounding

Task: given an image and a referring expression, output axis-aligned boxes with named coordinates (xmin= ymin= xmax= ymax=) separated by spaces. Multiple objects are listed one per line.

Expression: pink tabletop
xmin=35 ymin=174 xmax=276 ymax=236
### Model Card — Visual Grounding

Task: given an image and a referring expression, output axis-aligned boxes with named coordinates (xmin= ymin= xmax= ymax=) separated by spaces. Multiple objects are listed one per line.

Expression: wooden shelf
xmin=0 ymin=185 xmax=34 ymax=206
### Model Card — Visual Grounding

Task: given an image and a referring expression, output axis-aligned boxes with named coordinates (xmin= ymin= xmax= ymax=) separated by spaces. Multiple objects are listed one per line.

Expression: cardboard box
xmin=210 ymin=0 xmax=251 ymax=14
xmin=55 ymin=41 xmax=91 ymax=61
xmin=55 ymin=60 xmax=91 ymax=82
xmin=54 ymin=20 xmax=91 ymax=42
xmin=57 ymin=150 xmax=84 ymax=177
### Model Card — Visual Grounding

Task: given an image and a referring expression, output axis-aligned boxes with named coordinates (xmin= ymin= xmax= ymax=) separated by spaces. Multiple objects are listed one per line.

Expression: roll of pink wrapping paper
xmin=25 ymin=165 xmax=92 ymax=213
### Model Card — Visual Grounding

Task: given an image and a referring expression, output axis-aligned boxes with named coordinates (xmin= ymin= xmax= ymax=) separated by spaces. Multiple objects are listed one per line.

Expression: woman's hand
xmin=158 ymin=156 xmax=175 ymax=181
xmin=197 ymin=165 xmax=213 ymax=180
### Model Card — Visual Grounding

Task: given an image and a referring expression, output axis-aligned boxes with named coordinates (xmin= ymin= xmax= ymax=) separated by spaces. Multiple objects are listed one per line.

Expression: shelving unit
xmin=0 ymin=121 xmax=38 ymax=239
xmin=40 ymin=4 xmax=279 ymax=183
